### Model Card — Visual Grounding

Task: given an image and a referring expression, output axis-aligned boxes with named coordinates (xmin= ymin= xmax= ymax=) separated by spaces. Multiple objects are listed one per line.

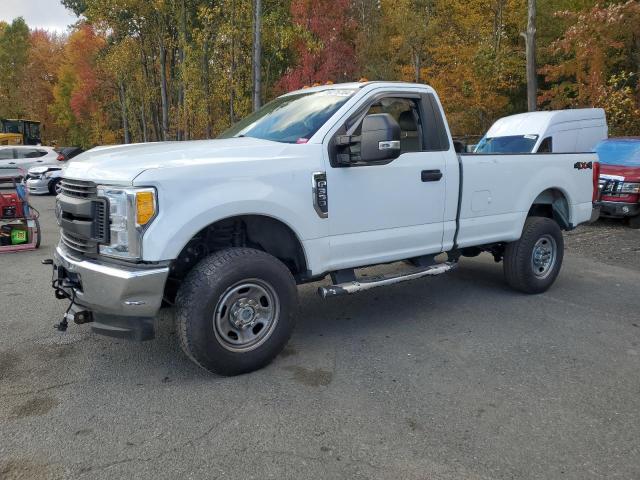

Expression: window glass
xmin=219 ymin=89 xmax=355 ymax=144
xmin=16 ymin=149 xmax=45 ymax=159
xmin=595 ymin=139 xmax=640 ymax=167
xmin=3 ymin=120 xmax=23 ymax=134
xmin=475 ymin=134 xmax=538 ymax=154
xmin=0 ymin=149 xmax=15 ymax=160
xmin=537 ymin=137 xmax=553 ymax=153
xmin=359 ymin=98 xmax=423 ymax=154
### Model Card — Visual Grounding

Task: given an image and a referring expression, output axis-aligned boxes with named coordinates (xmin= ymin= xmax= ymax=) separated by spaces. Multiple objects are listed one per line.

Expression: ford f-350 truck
xmin=51 ymin=82 xmax=598 ymax=375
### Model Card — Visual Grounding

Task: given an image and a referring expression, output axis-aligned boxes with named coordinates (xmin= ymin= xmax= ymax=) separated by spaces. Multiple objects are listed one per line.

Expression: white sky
xmin=1 ymin=0 xmax=78 ymax=33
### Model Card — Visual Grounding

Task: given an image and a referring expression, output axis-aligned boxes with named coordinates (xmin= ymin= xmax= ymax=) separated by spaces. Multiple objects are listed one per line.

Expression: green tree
xmin=0 ymin=18 xmax=31 ymax=118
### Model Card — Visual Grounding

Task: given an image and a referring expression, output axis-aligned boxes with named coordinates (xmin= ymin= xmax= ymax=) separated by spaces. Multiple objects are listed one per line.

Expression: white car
xmin=26 ymin=165 xmax=64 ymax=195
xmin=0 ymin=146 xmax=59 ymax=178
xmin=52 ymin=81 xmax=597 ymax=375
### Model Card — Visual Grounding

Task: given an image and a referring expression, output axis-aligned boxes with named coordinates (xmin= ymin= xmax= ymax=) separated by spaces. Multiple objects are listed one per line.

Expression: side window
xmin=538 ymin=136 xmax=553 ymax=153
xmin=360 ymin=97 xmax=423 ymax=154
xmin=0 ymin=149 xmax=15 ymax=160
xmin=17 ymin=149 xmax=46 ymax=159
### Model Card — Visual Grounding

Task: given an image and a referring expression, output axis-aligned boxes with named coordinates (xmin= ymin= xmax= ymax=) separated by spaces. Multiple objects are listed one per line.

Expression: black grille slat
xmin=59 ymin=178 xmax=104 ymax=256
xmin=60 ymin=179 xmax=97 ymax=198
xmin=61 ymin=231 xmax=97 ymax=255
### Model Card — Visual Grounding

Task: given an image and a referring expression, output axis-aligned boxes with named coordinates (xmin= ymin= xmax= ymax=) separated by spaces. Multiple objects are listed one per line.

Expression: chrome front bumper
xmin=53 ymin=245 xmax=169 ymax=319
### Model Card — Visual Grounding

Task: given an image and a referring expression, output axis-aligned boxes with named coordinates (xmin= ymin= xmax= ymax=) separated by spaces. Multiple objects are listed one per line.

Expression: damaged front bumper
xmin=52 ymin=245 xmax=170 ymax=340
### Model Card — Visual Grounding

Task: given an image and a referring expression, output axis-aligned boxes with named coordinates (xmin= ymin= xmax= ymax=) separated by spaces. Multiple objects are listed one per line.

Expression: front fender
xmin=136 ymin=166 xmax=326 ymax=261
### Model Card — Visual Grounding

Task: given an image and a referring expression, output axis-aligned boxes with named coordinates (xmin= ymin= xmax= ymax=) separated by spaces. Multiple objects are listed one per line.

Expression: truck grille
xmin=61 ymin=230 xmax=97 ymax=255
xmin=58 ymin=178 xmax=107 ymax=257
xmin=599 ymin=177 xmax=622 ymax=196
xmin=60 ymin=179 xmax=98 ymax=198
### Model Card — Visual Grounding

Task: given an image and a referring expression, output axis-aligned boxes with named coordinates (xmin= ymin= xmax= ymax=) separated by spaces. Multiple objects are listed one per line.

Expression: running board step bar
xmin=318 ymin=262 xmax=457 ymax=298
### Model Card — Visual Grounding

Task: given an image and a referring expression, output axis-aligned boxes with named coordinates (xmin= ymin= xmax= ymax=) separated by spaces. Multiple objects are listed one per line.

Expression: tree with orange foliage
xmin=51 ymin=25 xmax=117 ymax=147
xmin=23 ymin=30 xmax=65 ymax=143
xmin=539 ymin=1 xmax=640 ymax=135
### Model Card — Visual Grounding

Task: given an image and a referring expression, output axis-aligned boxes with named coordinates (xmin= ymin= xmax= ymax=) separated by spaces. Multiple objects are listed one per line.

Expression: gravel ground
xmin=0 ymin=195 xmax=639 ymax=480
xmin=566 ymin=218 xmax=640 ymax=270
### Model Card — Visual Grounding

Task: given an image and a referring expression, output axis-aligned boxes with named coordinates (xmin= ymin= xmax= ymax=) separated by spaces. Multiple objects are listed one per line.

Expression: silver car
xmin=26 ymin=165 xmax=64 ymax=195
xmin=0 ymin=146 xmax=59 ymax=178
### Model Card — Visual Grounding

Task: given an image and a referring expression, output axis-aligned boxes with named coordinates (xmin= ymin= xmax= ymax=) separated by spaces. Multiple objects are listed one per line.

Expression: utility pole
xmin=522 ymin=0 xmax=537 ymax=111
xmin=252 ymin=0 xmax=262 ymax=111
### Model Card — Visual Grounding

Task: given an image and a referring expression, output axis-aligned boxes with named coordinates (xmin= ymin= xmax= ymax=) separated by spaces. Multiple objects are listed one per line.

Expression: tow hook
xmin=55 ymin=308 xmax=93 ymax=332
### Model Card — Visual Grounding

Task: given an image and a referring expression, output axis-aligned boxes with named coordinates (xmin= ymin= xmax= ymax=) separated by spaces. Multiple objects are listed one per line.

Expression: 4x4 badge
xmin=574 ymin=161 xmax=593 ymax=170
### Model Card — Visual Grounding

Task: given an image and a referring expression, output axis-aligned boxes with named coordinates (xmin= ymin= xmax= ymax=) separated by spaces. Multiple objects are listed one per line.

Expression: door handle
xmin=421 ymin=170 xmax=442 ymax=182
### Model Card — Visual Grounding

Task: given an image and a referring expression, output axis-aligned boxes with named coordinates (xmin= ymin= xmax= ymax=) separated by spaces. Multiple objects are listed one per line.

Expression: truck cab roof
xmin=284 ymin=81 xmax=436 ymax=96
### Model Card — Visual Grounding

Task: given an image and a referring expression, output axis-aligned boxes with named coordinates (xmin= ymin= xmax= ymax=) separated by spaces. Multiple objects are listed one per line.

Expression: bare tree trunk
xmin=140 ymin=104 xmax=148 ymax=143
xmin=177 ymin=0 xmax=187 ymax=141
xmin=229 ymin=0 xmax=236 ymax=124
xmin=413 ymin=50 xmax=421 ymax=83
xmin=118 ymin=81 xmax=130 ymax=144
xmin=159 ymin=41 xmax=170 ymax=140
xmin=521 ymin=0 xmax=537 ymax=112
xmin=203 ymin=38 xmax=213 ymax=138
xmin=252 ymin=0 xmax=262 ymax=111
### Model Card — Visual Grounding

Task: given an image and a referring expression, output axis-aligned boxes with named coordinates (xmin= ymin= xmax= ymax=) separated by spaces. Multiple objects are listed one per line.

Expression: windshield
xmin=474 ymin=134 xmax=538 ymax=154
xmin=595 ymin=139 xmax=640 ymax=167
xmin=219 ymin=89 xmax=356 ymax=143
xmin=2 ymin=120 xmax=23 ymax=134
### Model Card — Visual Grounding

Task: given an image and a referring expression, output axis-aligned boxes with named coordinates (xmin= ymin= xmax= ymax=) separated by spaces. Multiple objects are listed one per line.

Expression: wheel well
xmin=528 ymin=188 xmax=571 ymax=230
xmin=164 ymin=215 xmax=308 ymax=304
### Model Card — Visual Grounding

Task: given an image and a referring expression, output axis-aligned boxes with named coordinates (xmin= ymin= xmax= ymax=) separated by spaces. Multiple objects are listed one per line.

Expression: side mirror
xmin=360 ymin=113 xmax=401 ymax=162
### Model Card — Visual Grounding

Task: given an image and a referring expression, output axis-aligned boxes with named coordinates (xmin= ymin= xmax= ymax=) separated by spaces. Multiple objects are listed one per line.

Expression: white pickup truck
xmin=51 ymin=81 xmax=598 ymax=375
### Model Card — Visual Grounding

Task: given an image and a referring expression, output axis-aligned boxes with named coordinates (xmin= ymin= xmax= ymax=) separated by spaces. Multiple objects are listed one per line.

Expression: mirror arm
xmin=335 ymin=134 xmax=361 ymax=147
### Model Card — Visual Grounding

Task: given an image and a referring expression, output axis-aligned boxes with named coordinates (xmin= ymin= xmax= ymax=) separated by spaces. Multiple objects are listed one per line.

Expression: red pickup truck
xmin=595 ymin=138 xmax=640 ymax=229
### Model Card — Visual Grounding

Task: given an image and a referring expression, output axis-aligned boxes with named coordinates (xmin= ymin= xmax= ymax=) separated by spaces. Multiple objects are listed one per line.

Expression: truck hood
xmin=61 ymin=137 xmax=288 ymax=184
xmin=600 ymin=164 xmax=640 ymax=182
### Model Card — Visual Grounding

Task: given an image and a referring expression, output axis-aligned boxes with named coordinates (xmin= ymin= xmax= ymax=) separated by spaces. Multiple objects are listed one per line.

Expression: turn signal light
xmin=136 ymin=191 xmax=156 ymax=225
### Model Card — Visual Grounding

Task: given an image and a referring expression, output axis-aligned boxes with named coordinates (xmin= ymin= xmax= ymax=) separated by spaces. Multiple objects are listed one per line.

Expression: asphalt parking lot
xmin=1 ymin=194 xmax=639 ymax=480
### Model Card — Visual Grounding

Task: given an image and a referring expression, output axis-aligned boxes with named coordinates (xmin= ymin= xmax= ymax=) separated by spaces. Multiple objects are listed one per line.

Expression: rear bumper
xmin=53 ymin=245 xmax=170 ymax=340
xmin=594 ymin=201 xmax=640 ymax=218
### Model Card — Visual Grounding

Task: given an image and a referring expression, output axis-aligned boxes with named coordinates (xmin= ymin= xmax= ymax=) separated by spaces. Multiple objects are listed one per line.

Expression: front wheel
xmin=48 ymin=178 xmax=62 ymax=195
xmin=175 ymin=248 xmax=297 ymax=376
xmin=503 ymin=217 xmax=564 ymax=294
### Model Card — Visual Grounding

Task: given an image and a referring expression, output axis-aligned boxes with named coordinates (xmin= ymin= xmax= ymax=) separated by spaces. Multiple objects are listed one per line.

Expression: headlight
xmin=97 ymin=186 xmax=157 ymax=261
xmin=620 ymin=182 xmax=640 ymax=194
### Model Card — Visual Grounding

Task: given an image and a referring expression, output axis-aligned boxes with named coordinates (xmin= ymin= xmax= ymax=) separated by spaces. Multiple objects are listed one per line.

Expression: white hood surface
xmin=61 ymin=137 xmax=290 ymax=184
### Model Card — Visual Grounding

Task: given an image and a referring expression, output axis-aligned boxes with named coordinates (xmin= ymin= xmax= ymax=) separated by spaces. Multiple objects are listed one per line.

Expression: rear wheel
xmin=503 ymin=217 xmax=564 ymax=294
xmin=175 ymin=248 xmax=297 ymax=376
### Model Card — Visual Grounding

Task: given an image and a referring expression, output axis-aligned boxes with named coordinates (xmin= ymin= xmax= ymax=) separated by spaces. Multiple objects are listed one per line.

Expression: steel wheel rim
xmin=531 ymin=234 xmax=557 ymax=279
xmin=213 ymin=279 xmax=280 ymax=352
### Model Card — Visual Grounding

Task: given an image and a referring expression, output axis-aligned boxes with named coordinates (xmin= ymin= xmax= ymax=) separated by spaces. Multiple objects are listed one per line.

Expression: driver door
xmin=325 ymin=94 xmax=448 ymax=270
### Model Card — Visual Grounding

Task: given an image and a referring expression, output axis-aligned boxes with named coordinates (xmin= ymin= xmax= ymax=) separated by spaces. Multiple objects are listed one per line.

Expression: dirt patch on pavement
xmin=565 ymin=219 xmax=640 ymax=270
xmin=11 ymin=396 xmax=59 ymax=419
xmin=0 ymin=458 xmax=61 ymax=480
xmin=284 ymin=366 xmax=333 ymax=387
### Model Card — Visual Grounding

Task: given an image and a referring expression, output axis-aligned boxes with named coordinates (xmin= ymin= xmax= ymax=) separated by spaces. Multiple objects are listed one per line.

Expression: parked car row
xmin=0 ymin=145 xmax=84 ymax=195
